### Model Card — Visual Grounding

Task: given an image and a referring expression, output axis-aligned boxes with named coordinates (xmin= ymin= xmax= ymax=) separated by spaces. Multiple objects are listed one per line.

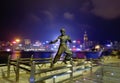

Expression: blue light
xmin=106 ymin=44 xmax=112 ymax=47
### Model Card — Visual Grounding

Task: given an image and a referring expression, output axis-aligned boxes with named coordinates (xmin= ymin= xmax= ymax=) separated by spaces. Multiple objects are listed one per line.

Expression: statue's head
xmin=60 ymin=28 xmax=66 ymax=35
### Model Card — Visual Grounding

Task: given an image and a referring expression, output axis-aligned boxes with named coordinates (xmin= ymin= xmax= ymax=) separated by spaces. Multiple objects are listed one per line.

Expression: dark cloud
xmin=79 ymin=0 xmax=120 ymax=19
xmin=64 ymin=12 xmax=74 ymax=20
xmin=28 ymin=13 xmax=41 ymax=22
xmin=42 ymin=11 xmax=54 ymax=21
xmin=91 ymin=0 xmax=120 ymax=19
xmin=80 ymin=0 xmax=94 ymax=13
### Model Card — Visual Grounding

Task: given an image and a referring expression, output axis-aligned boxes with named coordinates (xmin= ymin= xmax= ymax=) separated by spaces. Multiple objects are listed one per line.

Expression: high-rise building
xmin=24 ymin=39 xmax=31 ymax=45
xmin=84 ymin=31 xmax=88 ymax=42
xmin=83 ymin=31 xmax=88 ymax=49
xmin=24 ymin=39 xmax=32 ymax=50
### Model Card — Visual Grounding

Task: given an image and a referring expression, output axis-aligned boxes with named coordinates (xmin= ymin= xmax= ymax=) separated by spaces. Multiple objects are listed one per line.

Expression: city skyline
xmin=0 ymin=0 xmax=120 ymax=42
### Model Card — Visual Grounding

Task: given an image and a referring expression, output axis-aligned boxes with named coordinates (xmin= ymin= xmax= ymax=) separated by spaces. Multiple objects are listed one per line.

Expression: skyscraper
xmin=83 ymin=31 xmax=88 ymax=49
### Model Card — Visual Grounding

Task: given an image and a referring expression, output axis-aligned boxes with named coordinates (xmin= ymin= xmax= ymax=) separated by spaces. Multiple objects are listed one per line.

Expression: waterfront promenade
xmin=0 ymin=55 xmax=120 ymax=83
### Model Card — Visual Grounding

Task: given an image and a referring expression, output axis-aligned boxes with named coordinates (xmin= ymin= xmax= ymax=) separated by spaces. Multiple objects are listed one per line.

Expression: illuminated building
xmin=24 ymin=39 xmax=32 ymax=50
xmin=84 ymin=31 xmax=88 ymax=42
xmin=24 ymin=39 xmax=31 ymax=45
xmin=83 ymin=31 xmax=88 ymax=49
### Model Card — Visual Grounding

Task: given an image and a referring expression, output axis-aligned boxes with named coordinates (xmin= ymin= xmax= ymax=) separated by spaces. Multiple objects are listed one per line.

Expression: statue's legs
xmin=53 ymin=45 xmax=65 ymax=64
xmin=63 ymin=48 xmax=73 ymax=63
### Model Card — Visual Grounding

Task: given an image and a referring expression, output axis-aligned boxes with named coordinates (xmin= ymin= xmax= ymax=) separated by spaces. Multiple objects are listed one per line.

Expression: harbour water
xmin=0 ymin=50 xmax=103 ymax=64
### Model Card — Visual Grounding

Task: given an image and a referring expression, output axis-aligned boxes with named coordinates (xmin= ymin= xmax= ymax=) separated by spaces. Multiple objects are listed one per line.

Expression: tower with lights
xmin=84 ymin=31 xmax=88 ymax=42
xmin=24 ymin=39 xmax=32 ymax=50
xmin=83 ymin=31 xmax=88 ymax=49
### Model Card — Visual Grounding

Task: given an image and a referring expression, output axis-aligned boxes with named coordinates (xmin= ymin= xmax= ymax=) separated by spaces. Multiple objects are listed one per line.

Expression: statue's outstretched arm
xmin=49 ymin=38 xmax=58 ymax=44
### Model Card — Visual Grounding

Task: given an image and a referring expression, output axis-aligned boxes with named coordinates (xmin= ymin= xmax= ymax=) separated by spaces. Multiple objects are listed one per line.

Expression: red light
xmin=12 ymin=41 xmax=16 ymax=44
xmin=77 ymin=40 xmax=80 ymax=44
xmin=72 ymin=48 xmax=76 ymax=51
xmin=2 ymin=44 xmax=5 ymax=46
xmin=46 ymin=45 xmax=49 ymax=48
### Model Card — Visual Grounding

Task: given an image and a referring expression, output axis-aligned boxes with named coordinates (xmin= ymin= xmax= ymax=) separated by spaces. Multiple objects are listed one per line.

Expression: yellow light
xmin=15 ymin=39 xmax=20 ymax=43
xmin=95 ymin=45 xmax=100 ymax=49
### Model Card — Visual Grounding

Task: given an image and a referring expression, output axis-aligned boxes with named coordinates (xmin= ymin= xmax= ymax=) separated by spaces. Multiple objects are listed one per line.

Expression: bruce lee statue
xmin=49 ymin=28 xmax=73 ymax=67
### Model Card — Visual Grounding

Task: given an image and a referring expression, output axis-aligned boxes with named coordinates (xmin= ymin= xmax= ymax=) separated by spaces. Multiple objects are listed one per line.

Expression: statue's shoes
xmin=63 ymin=60 xmax=67 ymax=64
xmin=50 ymin=63 xmax=54 ymax=68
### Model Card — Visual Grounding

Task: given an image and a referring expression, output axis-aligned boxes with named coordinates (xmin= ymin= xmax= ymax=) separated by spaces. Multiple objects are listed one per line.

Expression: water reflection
xmin=11 ymin=51 xmax=21 ymax=60
xmin=0 ymin=51 xmax=101 ymax=64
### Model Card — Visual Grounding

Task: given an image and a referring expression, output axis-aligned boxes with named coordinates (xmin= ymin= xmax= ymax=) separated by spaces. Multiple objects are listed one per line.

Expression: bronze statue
xmin=49 ymin=28 xmax=72 ymax=67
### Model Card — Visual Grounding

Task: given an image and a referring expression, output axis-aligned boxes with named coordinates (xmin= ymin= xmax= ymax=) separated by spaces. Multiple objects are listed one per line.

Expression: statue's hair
xmin=60 ymin=28 xmax=65 ymax=32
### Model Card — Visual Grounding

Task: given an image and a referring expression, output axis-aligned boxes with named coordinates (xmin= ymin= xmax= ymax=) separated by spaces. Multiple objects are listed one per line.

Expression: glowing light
xmin=73 ymin=40 xmax=76 ymax=43
xmin=77 ymin=40 xmax=80 ymax=44
xmin=111 ymin=73 xmax=114 ymax=76
xmin=106 ymin=44 xmax=112 ymax=47
xmin=43 ymin=42 xmax=45 ymax=44
xmin=45 ymin=41 xmax=49 ymax=43
xmin=53 ymin=76 xmax=57 ymax=78
xmin=95 ymin=45 xmax=100 ymax=49
xmin=83 ymin=78 xmax=86 ymax=80
xmin=50 ymin=48 xmax=54 ymax=50
xmin=2 ymin=44 xmax=5 ymax=46
xmin=76 ymin=48 xmax=82 ymax=51
xmin=54 ymin=46 xmax=57 ymax=48
xmin=80 ymin=45 xmax=83 ymax=48
xmin=67 ymin=70 xmax=72 ymax=73
xmin=72 ymin=45 xmax=76 ymax=48
xmin=18 ymin=44 xmax=22 ymax=47
xmin=33 ymin=44 xmax=39 ymax=46
xmin=15 ymin=39 xmax=20 ymax=43
xmin=46 ymin=45 xmax=49 ymax=48
xmin=66 ymin=64 xmax=72 ymax=67
xmin=6 ymin=48 xmax=11 ymax=52
xmin=12 ymin=41 xmax=16 ymax=44
xmin=10 ymin=44 xmax=13 ymax=46
xmin=72 ymin=48 xmax=76 ymax=51
xmin=55 ymin=43 xmax=59 ymax=45
xmin=33 ymin=41 xmax=41 ymax=46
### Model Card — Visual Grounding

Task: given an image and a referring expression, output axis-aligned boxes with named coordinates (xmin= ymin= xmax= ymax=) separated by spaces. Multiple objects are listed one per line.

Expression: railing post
xmin=1 ymin=69 xmax=5 ymax=78
xmin=70 ymin=58 xmax=73 ymax=82
xmin=7 ymin=55 xmax=11 ymax=77
xmin=53 ymin=76 xmax=56 ymax=83
xmin=90 ymin=58 xmax=93 ymax=76
xmin=50 ymin=53 xmax=54 ymax=68
xmin=29 ymin=61 xmax=35 ymax=83
xmin=16 ymin=56 xmax=20 ymax=82
xmin=30 ymin=55 xmax=34 ymax=65
xmin=101 ymin=58 xmax=104 ymax=81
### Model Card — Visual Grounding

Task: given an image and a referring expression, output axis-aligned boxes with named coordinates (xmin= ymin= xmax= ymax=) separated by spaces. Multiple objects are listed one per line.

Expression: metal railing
xmin=7 ymin=54 xmax=53 ymax=82
xmin=29 ymin=58 xmax=93 ymax=83
xmin=4 ymin=51 xmax=106 ymax=83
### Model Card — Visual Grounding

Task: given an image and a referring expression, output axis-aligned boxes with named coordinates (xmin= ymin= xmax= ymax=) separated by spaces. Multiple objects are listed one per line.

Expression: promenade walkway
xmin=70 ymin=56 xmax=120 ymax=83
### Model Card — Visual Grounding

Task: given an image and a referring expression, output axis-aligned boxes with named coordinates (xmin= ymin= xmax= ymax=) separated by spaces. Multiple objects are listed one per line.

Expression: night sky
xmin=0 ymin=0 xmax=120 ymax=42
